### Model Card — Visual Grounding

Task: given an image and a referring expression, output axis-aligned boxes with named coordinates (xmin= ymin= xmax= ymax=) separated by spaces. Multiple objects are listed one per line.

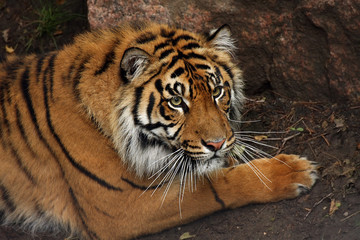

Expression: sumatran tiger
xmin=0 ymin=22 xmax=318 ymax=239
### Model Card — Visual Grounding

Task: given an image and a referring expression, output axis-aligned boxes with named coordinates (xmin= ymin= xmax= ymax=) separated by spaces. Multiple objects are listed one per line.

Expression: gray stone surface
xmin=87 ymin=0 xmax=360 ymax=104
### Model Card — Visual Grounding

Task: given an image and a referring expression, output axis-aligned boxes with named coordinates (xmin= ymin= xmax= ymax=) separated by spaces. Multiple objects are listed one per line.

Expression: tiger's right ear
xmin=207 ymin=24 xmax=236 ymax=56
xmin=120 ymin=47 xmax=150 ymax=82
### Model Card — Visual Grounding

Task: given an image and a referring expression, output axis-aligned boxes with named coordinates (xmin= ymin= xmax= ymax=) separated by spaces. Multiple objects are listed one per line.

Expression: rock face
xmin=87 ymin=0 xmax=360 ymax=104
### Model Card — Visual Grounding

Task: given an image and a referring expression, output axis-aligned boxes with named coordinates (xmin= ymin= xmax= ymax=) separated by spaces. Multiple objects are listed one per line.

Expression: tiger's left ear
xmin=120 ymin=47 xmax=151 ymax=82
xmin=207 ymin=24 xmax=236 ymax=56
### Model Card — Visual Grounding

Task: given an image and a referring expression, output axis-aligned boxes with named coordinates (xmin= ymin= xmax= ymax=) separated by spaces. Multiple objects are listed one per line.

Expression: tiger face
xmin=110 ymin=24 xmax=244 ymax=177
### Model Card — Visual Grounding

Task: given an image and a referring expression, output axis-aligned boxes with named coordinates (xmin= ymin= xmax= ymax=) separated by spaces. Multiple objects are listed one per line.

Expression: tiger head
xmin=110 ymin=23 xmax=244 ymax=177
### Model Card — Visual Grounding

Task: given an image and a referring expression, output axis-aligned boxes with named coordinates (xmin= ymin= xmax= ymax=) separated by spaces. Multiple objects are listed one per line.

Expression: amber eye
xmin=169 ymin=96 xmax=183 ymax=107
xmin=212 ymin=86 xmax=223 ymax=98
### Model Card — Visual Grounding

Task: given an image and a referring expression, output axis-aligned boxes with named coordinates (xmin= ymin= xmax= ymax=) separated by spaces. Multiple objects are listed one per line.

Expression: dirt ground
xmin=0 ymin=1 xmax=359 ymax=239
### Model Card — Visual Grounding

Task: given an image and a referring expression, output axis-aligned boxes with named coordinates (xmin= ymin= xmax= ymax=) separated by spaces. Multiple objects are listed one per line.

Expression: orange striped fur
xmin=0 ymin=22 xmax=317 ymax=239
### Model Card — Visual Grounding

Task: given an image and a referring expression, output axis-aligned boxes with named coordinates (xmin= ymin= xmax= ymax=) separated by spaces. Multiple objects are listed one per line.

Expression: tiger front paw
xmin=251 ymin=154 xmax=319 ymax=202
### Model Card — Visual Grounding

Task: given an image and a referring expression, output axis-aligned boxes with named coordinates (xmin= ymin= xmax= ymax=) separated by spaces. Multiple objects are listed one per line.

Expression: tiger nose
xmin=202 ymin=138 xmax=226 ymax=151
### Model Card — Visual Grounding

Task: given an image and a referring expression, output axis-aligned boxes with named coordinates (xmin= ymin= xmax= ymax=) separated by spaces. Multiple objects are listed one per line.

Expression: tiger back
xmin=0 ymin=22 xmax=318 ymax=239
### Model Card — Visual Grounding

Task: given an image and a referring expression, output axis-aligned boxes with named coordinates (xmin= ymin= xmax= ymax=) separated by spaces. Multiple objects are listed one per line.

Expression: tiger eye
xmin=170 ymin=96 xmax=183 ymax=107
xmin=212 ymin=86 xmax=223 ymax=98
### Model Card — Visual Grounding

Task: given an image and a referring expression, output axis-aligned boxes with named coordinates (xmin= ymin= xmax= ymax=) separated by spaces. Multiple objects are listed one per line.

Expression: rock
xmin=87 ymin=0 xmax=360 ymax=104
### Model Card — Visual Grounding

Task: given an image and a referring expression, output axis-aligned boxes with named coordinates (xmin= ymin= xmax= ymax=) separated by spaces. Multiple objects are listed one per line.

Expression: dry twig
xmin=304 ymin=193 xmax=334 ymax=219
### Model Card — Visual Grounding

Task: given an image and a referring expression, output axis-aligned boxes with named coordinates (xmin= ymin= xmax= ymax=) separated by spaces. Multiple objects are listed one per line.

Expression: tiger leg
xmin=77 ymin=154 xmax=317 ymax=239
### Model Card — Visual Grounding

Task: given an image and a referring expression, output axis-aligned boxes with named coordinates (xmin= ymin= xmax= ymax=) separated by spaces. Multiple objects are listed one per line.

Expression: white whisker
xmin=236 ymin=136 xmax=278 ymax=149
xmin=139 ymin=150 xmax=184 ymax=198
xmin=235 ymin=140 xmax=274 ymax=159
xmin=242 ymin=148 xmax=272 ymax=183
xmin=228 ymin=119 xmax=261 ymax=123
xmin=237 ymin=140 xmax=291 ymax=168
xmin=161 ymin=155 xmax=183 ymax=205
xmin=237 ymin=150 xmax=272 ymax=191
xmin=149 ymin=148 xmax=183 ymax=167
xmin=235 ymin=130 xmax=287 ymax=134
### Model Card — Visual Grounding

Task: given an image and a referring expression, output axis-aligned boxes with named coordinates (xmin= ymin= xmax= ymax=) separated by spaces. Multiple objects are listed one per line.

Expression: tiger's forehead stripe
xmin=135 ymin=32 xmax=157 ymax=44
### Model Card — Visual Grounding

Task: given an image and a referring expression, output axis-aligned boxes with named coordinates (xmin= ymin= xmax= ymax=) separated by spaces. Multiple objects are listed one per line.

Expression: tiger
xmin=0 ymin=22 xmax=318 ymax=239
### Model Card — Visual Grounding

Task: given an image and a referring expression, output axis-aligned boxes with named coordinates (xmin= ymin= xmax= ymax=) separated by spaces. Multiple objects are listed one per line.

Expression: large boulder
xmin=87 ymin=0 xmax=360 ymax=104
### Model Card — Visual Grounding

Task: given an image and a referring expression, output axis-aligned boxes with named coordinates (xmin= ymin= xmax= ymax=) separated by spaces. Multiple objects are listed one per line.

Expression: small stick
xmin=340 ymin=210 xmax=360 ymax=222
xmin=302 ymin=119 xmax=315 ymax=135
xmin=321 ymin=134 xmax=330 ymax=146
xmin=276 ymin=132 xmax=301 ymax=155
xmin=307 ymin=142 xmax=317 ymax=162
xmin=304 ymin=193 xmax=334 ymax=219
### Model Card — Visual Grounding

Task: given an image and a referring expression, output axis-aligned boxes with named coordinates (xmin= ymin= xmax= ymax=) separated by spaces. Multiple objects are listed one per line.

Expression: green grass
xmin=26 ymin=0 xmax=84 ymax=51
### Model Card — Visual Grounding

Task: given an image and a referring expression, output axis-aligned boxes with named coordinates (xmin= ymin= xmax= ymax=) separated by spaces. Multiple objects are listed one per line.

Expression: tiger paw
xmin=251 ymin=154 xmax=319 ymax=202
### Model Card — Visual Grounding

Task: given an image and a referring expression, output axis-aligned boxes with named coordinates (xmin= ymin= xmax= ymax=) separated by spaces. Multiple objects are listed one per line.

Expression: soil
xmin=0 ymin=1 xmax=359 ymax=240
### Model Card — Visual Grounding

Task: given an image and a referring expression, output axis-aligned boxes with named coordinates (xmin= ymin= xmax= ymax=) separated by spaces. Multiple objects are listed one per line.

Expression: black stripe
xmin=132 ymin=87 xmax=144 ymax=125
xmin=214 ymin=65 xmax=223 ymax=80
xmin=0 ymin=119 xmax=5 ymax=149
xmin=220 ymin=63 xmax=234 ymax=79
xmin=207 ymin=24 xmax=229 ymax=42
xmin=48 ymin=54 xmax=57 ymax=101
xmin=159 ymin=105 xmax=171 ymax=121
xmin=184 ymin=150 xmax=204 ymax=155
xmin=173 ymin=81 xmax=185 ymax=95
xmin=95 ymin=41 xmax=118 ymax=75
xmin=66 ymin=53 xmax=81 ymax=83
xmin=160 ymin=28 xmax=175 ymax=38
xmin=228 ymin=130 xmax=235 ymax=142
xmin=189 ymin=79 xmax=194 ymax=99
xmin=195 ymin=64 xmax=210 ymax=70
xmin=94 ymin=206 xmax=114 ymax=219
xmin=153 ymin=41 xmax=170 ymax=54
xmin=172 ymin=34 xmax=195 ymax=46
xmin=168 ymin=55 xmax=180 ymax=69
xmin=119 ymin=67 xmax=129 ymax=84
xmin=4 ymin=59 xmax=23 ymax=84
xmin=147 ymin=93 xmax=155 ymax=121
xmin=207 ymin=179 xmax=226 ymax=209
xmin=143 ymin=121 xmax=176 ymax=131
xmin=0 ymin=184 xmax=16 ymax=213
xmin=170 ymin=67 xmax=184 ymax=79
xmin=138 ymin=131 xmax=167 ymax=149
xmin=136 ymin=32 xmax=157 ymax=44
xmin=168 ymin=123 xmax=183 ymax=140
xmin=182 ymin=141 xmax=201 ymax=149
xmin=68 ymin=188 xmax=100 ymax=240
xmin=1 ymin=79 xmax=12 ymax=105
xmin=43 ymin=66 xmax=123 ymax=192
xmin=21 ymin=67 xmax=37 ymax=129
xmin=187 ymin=52 xmax=206 ymax=60
xmin=36 ymin=55 xmax=46 ymax=83
xmin=0 ymin=88 xmax=9 ymax=134
xmin=73 ymin=56 xmax=90 ymax=101
xmin=8 ymin=141 xmax=36 ymax=184
xmin=155 ymin=79 xmax=163 ymax=94
xmin=15 ymin=106 xmax=37 ymax=157
xmin=121 ymin=177 xmax=164 ymax=190
xmin=165 ymin=84 xmax=176 ymax=96
xmin=184 ymin=60 xmax=196 ymax=74
xmin=159 ymin=49 xmax=174 ymax=60
xmin=182 ymin=42 xmax=200 ymax=50
xmin=21 ymin=63 xmax=62 ymax=166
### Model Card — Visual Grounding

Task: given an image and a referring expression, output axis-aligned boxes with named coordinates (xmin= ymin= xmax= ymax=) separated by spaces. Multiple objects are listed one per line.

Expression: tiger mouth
xmin=180 ymin=152 xmax=232 ymax=173
xmin=183 ymin=142 xmax=234 ymax=160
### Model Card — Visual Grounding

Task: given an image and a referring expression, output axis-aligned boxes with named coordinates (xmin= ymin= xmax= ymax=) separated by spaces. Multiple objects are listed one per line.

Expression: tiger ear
xmin=120 ymin=47 xmax=150 ymax=82
xmin=207 ymin=24 xmax=236 ymax=55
